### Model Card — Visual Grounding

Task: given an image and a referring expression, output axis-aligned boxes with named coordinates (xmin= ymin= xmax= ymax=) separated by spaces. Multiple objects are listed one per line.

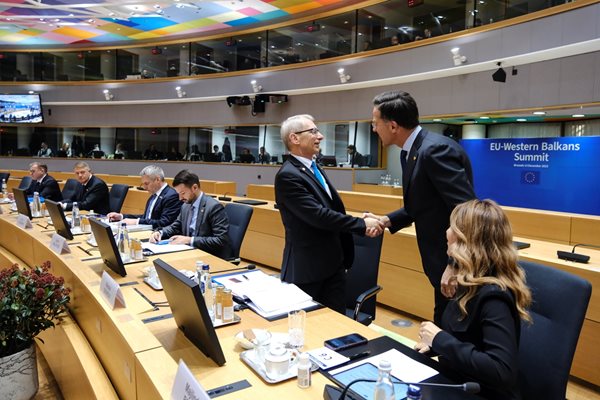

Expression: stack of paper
xmin=142 ymin=242 xmax=194 ymax=255
xmin=213 ymin=270 xmax=317 ymax=319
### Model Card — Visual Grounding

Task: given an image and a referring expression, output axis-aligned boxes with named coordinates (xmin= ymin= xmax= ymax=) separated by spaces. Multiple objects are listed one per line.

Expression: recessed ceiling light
xmin=572 ymin=114 xmax=585 ymax=118
xmin=479 ymin=116 xmax=490 ymax=119
xmin=516 ymin=118 xmax=527 ymax=122
xmin=532 ymin=111 xmax=546 ymax=115
xmin=433 ymin=118 xmax=442 ymax=122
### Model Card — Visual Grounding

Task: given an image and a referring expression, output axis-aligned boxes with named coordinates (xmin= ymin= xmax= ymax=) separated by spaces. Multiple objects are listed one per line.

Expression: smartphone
xmin=324 ymin=333 xmax=368 ymax=351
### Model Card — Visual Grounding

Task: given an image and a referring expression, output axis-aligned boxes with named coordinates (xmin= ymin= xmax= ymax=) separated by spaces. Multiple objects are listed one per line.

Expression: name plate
xmin=50 ymin=233 xmax=71 ymax=254
xmin=171 ymin=359 xmax=210 ymax=400
xmin=99 ymin=271 xmax=126 ymax=309
xmin=16 ymin=214 xmax=33 ymax=229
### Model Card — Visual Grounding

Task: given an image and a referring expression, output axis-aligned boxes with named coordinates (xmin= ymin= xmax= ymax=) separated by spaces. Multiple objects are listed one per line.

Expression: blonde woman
xmin=415 ymin=199 xmax=531 ymax=400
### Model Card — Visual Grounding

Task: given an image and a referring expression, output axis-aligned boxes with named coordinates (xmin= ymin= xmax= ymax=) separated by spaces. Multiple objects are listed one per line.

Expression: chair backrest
xmin=0 ymin=172 xmax=10 ymax=184
xmin=109 ymin=184 xmax=129 ymax=213
xmin=346 ymin=233 xmax=384 ymax=319
xmin=18 ymin=176 xmax=32 ymax=190
xmin=518 ymin=261 xmax=591 ymax=400
xmin=61 ymin=178 xmax=80 ymax=201
xmin=223 ymin=203 xmax=253 ymax=260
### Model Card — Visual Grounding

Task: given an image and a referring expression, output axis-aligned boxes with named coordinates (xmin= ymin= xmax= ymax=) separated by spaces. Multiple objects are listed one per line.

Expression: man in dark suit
xmin=8 ymin=162 xmax=62 ymax=202
xmin=274 ymin=114 xmax=383 ymax=314
xmin=61 ymin=161 xmax=110 ymax=215
xmin=149 ymin=170 xmax=233 ymax=260
xmin=346 ymin=145 xmax=365 ymax=167
xmin=107 ymin=165 xmax=181 ymax=229
xmin=368 ymin=91 xmax=475 ymax=324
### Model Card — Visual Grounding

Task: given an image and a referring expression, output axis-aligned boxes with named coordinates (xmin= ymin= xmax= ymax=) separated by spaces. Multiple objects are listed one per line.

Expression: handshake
xmin=362 ymin=212 xmax=390 ymax=238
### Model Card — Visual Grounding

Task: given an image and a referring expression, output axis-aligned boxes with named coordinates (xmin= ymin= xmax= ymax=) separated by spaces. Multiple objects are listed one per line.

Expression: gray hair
xmin=140 ymin=165 xmax=165 ymax=181
xmin=73 ymin=161 xmax=90 ymax=171
xmin=280 ymin=114 xmax=314 ymax=150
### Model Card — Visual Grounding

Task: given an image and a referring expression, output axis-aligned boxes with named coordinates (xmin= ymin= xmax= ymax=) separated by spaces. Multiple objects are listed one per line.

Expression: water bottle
xmin=200 ymin=264 xmax=215 ymax=321
xmin=407 ymin=384 xmax=422 ymax=400
xmin=297 ymin=352 xmax=312 ymax=388
xmin=1 ymin=178 xmax=7 ymax=197
xmin=32 ymin=192 xmax=42 ymax=217
xmin=71 ymin=202 xmax=80 ymax=229
xmin=118 ymin=222 xmax=131 ymax=262
xmin=373 ymin=360 xmax=395 ymax=400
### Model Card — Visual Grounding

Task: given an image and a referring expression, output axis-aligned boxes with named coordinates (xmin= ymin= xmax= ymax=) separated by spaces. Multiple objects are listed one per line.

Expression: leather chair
xmin=61 ymin=178 xmax=80 ymax=202
xmin=108 ymin=184 xmax=129 ymax=213
xmin=18 ymin=176 xmax=32 ymax=190
xmin=223 ymin=203 xmax=253 ymax=264
xmin=518 ymin=261 xmax=591 ymax=400
xmin=345 ymin=233 xmax=384 ymax=325
xmin=0 ymin=172 xmax=10 ymax=185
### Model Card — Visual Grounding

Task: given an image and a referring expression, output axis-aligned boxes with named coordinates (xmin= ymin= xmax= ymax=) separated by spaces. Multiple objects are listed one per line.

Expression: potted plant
xmin=0 ymin=262 xmax=70 ymax=400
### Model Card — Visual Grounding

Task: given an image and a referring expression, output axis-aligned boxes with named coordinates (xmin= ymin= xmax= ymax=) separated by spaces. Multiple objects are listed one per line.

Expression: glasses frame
xmin=293 ymin=127 xmax=320 ymax=135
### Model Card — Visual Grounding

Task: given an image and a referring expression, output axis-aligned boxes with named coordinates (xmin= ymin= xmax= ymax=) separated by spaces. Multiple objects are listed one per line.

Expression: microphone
xmin=557 ymin=243 xmax=599 ymax=264
xmin=213 ymin=264 xmax=256 ymax=275
xmin=324 ymin=379 xmax=480 ymax=400
xmin=218 ymin=192 xmax=232 ymax=201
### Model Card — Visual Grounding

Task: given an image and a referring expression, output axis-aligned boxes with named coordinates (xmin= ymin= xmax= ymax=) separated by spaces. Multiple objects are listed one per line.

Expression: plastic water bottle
xmin=373 ymin=360 xmax=395 ymax=400
xmin=199 ymin=264 xmax=215 ymax=321
xmin=71 ymin=202 xmax=80 ymax=229
xmin=407 ymin=384 xmax=422 ymax=400
xmin=118 ymin=222 xmax=131 ymax=262
xmin=1 ymin=178 xmax=7 ymax=197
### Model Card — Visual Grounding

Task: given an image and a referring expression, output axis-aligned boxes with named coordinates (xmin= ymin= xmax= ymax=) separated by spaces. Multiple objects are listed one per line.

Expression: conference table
xmin=0 ymin=204 xmax=480 ymax=400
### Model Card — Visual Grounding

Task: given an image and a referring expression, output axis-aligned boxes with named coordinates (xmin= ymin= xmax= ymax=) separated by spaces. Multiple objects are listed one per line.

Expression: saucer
xmin=235 ymin=329 xmax=272 ymax=349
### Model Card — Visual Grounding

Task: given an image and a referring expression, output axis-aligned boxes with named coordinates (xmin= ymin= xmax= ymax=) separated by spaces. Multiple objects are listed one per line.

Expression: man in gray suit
xmin=149 ymin=169 xmax=233 ymax=260
xmin=367 ymin=91 xmax=475 ymax=324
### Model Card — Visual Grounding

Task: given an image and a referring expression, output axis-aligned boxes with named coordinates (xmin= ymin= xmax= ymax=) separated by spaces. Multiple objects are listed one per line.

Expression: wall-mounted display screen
xmin=0 ymin=94 xmax=43 ymax=124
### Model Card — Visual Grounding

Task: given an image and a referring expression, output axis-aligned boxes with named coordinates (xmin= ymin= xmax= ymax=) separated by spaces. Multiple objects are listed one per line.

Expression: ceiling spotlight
xmin=28 ymin=90 xmax=35 ymax=94
xmin=516 ymin=118 xmax=527 ymax=122
xmin=450 ymin=47 xmax=467 ymax=66
xmin=572 ymin=114 xmax=585 ymax=118
xmin=102 ymin=89 xmax=114 ymax=101
xmin=250 ymin=80 xmax=262 ymax=93
xmin=493 ymin=62 xmax=507 ymax=82
xmin=175 ymin=86 xmax=186 ymax=98
xmin=337 ymin=68 xmax=350 ymax=83
xmin=533 ymin=111 xmax=546 ymax=115
xmin=433 ymin=118 xmax=442 ymax=122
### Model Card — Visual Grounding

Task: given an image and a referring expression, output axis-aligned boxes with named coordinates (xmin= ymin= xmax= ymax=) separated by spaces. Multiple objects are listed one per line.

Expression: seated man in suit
xmin=61 ymin=161 xmax=110 ymax=215
xmin=149 ymin=170 xmax=233 ymax=260
xmin=107 ymin=165 xmax=181 ymax=229
xmin=346 ymin=144 xmax=365 ymax=167
xmin=8 ymin=162 xmax=62 ymax=202
xmin=37 ymin=142 xmax=52 ymax=158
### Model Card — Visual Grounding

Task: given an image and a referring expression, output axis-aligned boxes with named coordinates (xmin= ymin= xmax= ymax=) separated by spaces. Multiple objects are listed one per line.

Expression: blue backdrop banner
xmin=461 ymin=136 xmax=600 ymax=215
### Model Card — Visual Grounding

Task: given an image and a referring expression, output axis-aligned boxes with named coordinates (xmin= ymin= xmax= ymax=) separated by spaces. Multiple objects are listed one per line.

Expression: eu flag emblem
xmin=520 ymin=171 xmax=540 ymax=184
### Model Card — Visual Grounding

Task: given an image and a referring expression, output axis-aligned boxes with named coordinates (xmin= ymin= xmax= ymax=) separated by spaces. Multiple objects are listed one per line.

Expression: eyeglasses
xmin=293 ymin=127 xmax=320 ymax=135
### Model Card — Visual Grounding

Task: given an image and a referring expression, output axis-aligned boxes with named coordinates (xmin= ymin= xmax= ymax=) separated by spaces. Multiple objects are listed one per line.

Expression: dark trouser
xmin=296 ymin=268 xmax=346 ymax=315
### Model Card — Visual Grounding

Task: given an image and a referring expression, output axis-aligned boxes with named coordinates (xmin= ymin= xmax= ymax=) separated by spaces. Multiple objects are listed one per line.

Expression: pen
xmin=348 ymin=350 xmax=371 ymax=360
xmin=158 ymin=240 xmax=170 ymax=245
xmin=77 ymin=245 xmax=92 ymax=256
xmin=242 ymin=274 xmax=249 ymax=280
xmin=36 ymin=222 xmax=49 ymax=229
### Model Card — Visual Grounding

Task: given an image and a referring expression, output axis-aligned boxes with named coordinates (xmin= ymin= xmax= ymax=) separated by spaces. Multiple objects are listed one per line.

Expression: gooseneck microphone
xmin=557 ymin=243 xmax=600 ymax=264
xmin=218 ymin=192 xmax=232 ymax=201
xmin=213 ymin=264 xmax=256 ymax=275
xmin=326 ymin=379 xmax=480 ymax=400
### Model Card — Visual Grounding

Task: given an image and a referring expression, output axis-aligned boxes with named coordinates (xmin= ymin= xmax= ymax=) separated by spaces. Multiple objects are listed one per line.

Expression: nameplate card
xmin=16 ymin=214 xmax=33 ymax=229
xmin=171 ymin=359 xmax=210 ymax=400
xmin=100 ymin=271 xmax=126 ymax=309
xmin=50 ymin=233 xmax=71 ymax=255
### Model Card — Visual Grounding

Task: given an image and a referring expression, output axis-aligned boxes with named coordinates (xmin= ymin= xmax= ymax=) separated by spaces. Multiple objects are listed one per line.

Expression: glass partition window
xmin=191 ymin=32 xmax=264 ymax=75
xmin=116 ymin=44 xmax=188 ymax=79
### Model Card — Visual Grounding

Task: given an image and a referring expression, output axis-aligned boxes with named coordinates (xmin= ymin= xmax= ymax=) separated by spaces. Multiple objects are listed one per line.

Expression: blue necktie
xmin=145 ymin=194 xmax=156 ymax=219
xmin=311 ymin=161 xmax=327 ymax=189
xmin=188 ymin=205 xmax=196 ymax=236
xmin=400 ymin=150 xmax=408 ymax=171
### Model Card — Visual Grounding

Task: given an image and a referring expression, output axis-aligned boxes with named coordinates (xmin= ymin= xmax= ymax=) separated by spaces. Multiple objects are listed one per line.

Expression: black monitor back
xmin=239 ymin=154 xmax=254 ymax=163
xmin=12 ymin=188 xmax=32 ymax=219
xmin=321 ymin=155 xmax=337 ymax=167
xmin=45 ymin=199 xmax=74 ymax=240
xmin=89 ymin=218 xmax=127 ymax=277
xmin=154 ymin=259 xmax=226 ymax=366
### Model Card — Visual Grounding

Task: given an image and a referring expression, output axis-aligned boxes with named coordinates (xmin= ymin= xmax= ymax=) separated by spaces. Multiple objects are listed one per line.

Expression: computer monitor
xmin=239 ymin=153 xmax=255 ymax=163
xmin=153 ymin=259 xmax=226 ymax=366
xmin=89 ymin=218 xmax=127 ymax=277
xmin=205 ymin=153 xmax=222 ymax=163
xmin=271 ymin=155 xmax=278 ymax=163
xmin=45 ymin=199 xmax=73 ymax=240
xmin=12 ymin=187 xmax=32 ymax=219
xmin=320 ymin=155 xmax=337 ymax=167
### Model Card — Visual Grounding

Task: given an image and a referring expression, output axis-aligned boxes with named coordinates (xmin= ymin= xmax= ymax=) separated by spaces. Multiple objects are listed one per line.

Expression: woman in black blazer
xmin=415 ymin=199 xmax=532 ymax=400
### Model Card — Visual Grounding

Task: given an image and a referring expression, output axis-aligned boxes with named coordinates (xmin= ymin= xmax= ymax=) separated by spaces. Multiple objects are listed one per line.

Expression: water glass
xmin=288 ymin=309 xmax=306 ymax=348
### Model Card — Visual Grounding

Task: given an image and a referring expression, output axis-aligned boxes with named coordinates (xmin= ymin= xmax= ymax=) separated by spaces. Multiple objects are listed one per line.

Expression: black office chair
xmin=18 ymin=176 xmax=32 ymax=190
xmin=223 ymin=203 xmax=253 ymax=264
xmin=61 ymin=178 xmax=80 ymax=202
xmin=517 ymin=261 xmax=591 ymax=400
xmin=0 ymin=172 xmax=10 ymax=184
xmin=345 ymin=233 xmax=384 ymax=325
xmin=108 ymin=184 xmax=129 ymax=213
